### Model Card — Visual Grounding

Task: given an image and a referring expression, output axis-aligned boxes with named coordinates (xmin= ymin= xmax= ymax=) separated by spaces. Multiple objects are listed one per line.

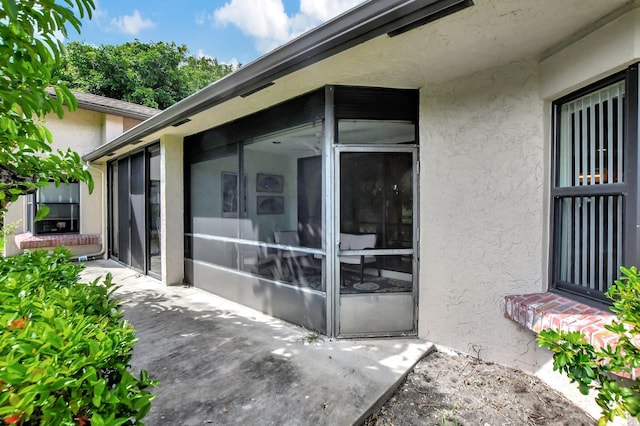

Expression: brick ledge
xmin=504 ymin=292 xmax=617 ymax=350
xmin=14 ymin=233 xmax=101 ymax=250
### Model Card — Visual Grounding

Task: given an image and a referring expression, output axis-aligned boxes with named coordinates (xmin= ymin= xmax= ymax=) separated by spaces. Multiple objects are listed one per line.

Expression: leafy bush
xmin=538 ymin=266 xmax=640 ymax=426
xmin=0 ymin=248 xmax=158 ymax=425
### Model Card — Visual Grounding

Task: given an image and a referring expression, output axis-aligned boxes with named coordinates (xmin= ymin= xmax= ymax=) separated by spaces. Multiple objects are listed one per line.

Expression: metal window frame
xmin=33 ymin=181 xmax=81 ymax=236
xmin=549 ymin=64 xmax=639 ymax=304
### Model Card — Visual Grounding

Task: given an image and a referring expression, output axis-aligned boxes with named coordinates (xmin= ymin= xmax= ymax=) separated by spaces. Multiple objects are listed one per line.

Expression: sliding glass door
xmin=108 ymin=143 xmax=161 ymax=278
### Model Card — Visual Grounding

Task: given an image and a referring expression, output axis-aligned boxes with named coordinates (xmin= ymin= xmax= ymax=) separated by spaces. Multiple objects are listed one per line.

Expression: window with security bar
xmin=550 ymin=69 xmax=636 ymax=303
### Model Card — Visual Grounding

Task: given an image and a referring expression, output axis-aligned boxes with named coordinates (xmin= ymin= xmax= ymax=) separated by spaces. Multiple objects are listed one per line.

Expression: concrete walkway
xmin=80 ymin=259 xmax=433 ymax=426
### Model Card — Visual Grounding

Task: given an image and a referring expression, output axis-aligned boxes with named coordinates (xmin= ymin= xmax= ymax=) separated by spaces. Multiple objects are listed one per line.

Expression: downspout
xmin=71 ymin=162 xmax=107 ymax=261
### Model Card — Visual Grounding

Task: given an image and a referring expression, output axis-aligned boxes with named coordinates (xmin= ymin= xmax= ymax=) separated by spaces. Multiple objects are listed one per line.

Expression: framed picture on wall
xmin=257 ymin=196 xmax=284 ymax=214
xmin=221 ymin=172 xmax=247 ymax=217
xmin=256 ymin=173 xmax=284 ymax=193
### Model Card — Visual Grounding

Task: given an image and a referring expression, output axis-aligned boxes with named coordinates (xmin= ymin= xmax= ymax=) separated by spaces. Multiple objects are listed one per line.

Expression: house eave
xmin=82 ymin=0 xmax=472 ymax=162
xmin=46 ymin=88 xmax=161 ymax=121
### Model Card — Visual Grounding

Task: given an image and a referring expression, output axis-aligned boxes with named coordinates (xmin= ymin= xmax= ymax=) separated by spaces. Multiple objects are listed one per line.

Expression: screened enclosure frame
xmin=183 ymin=85 xmax=419 ymax=337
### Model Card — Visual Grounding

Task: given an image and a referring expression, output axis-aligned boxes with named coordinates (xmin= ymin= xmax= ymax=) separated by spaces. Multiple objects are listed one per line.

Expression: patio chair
xmin=273 ymin=230 xmax=310 ymax=278
xmin=339 ymin=233 xmax=380 ymax=284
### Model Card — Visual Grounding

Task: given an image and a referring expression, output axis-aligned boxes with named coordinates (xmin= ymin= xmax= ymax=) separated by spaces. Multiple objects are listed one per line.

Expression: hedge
xmin=0 ymin=248 xmax=157 ymax=425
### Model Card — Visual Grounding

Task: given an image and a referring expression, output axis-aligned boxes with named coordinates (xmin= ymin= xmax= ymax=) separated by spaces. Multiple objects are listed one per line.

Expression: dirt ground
xmin=365 ymin=349 xmax=596 ymax=426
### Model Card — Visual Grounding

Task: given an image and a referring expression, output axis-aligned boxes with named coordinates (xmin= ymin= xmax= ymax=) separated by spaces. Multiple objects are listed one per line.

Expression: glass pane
xmin=338 ymin=120 xmax=415 ymax=145
xmin=117 ymin=158 xmax=129 ymax=264
xmin=189 ymin=144 xmax=239 ymax=264
xmin=109 ymin=162 xmax=119 ymax=257
xmin=148 ymin=147 xmax=161 ymax=275
xmin=237 ymin=242 xmax=324 ymax=291
xmin=557 ymin=81 xmax=625 ymax=187
xmin=35 ymin=204 xmax=79 ymax=234
xmin=130 ymin=152 xmax=145 ymax=271
xmin=340 ymin=152 xmax=413 ymax=251
xmin=339 ymin=254 xmax=412 ymax=294
xmin=243 ymin=122 xmax=323 ymax=249
xmin=555 ymin=195 xmax=623 ymax=294
xmin=191 ymin=235 xmax=239 ymax=269
xmin=187 ymin=123 xmax=325 ymax=291
xmin=37 ymin=182 xmax=79 ymax=203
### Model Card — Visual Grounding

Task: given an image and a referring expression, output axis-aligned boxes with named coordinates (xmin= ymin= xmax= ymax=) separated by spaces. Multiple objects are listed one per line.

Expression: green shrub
xmin=0 ymin=248 xmax=158 ymax=425
xmin=538 ymin=266 xmax=640 ymax=426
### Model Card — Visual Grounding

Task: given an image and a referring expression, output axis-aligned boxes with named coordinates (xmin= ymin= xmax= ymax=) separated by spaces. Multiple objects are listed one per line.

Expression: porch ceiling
xmin=87 ymin=0 xmax=632 ymax=161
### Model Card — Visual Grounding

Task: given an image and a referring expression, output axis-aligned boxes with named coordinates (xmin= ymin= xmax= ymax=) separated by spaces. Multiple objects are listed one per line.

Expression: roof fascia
xmin=74 ymin=102 xmax=157 ymax=121
xmin=46 ymin=88 xmax=159 ymax=120
xmin=83 ymin=0 xmax=472 ymax=162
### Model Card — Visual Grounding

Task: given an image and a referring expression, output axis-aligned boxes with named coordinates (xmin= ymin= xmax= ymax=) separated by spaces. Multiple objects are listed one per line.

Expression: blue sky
xmin=66 ymin=0 xmax=366 ymax=68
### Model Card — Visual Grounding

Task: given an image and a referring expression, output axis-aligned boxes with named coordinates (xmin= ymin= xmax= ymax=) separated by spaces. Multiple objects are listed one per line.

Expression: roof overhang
xmin=82 ymin=0 xmax=472 ymax=162
xmin=46 ymin=88 xmax=160 ymax=121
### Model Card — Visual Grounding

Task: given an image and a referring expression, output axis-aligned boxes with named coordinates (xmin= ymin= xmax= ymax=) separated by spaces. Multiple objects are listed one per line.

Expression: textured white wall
xmin=161 ymin=135 xmax=184 ymax=285
xmin=419 ymin=60 xmax=546 ymax=372
xmin=3 ymin=195 xmax=23 ymax=257
xmin=47 ymin=109 xmax=105 ymax=245
xmin=104 ymin=114 xmax=124 ymax=143
xmin=45 ymin=108 xmax=104 ymax=156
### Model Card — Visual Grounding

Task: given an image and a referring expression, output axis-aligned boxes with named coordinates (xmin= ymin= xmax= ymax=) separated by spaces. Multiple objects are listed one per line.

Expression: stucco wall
xmin=540 ymin=7 xmax=640 ymax=100
xmin=46 ymin=108 xmax=104 ymax=156
xmin=161 ymin=135 xmax=184 ymax=285
xmin=419 ymin=60 xmax=546 ymax=372
xmin=4 ymin=108 xmax=115 ymax=257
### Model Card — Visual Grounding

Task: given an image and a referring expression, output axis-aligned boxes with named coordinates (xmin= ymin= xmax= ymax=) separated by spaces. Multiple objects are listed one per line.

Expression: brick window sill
xmin=504 ymin=292 xmax=617 ymax=350
xmin=14 ymin=232 xmax=101 ymax=250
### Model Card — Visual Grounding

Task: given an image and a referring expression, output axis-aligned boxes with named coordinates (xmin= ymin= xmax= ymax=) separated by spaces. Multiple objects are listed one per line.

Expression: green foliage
xmin=0 ymin=0 xmax=95 ymax=216
xmin=0 ymin=248 xmax=158 ymax=425
xmin=538 ymin=266 xmax=640 ymax=425
xmin=56 ymin=40 xmax=237 ymax=109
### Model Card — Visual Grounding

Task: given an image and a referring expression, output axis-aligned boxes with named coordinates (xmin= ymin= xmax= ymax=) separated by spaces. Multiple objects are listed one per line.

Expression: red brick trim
xmin=504 ymin=292 xmax=617 ymax=350
xmin=14 ymin=232 xmax=101 ymax=250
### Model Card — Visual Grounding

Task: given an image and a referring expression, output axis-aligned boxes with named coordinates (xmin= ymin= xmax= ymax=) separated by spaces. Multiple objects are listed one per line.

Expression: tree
xmin=56 ymin=40 xmax=237 ymax=109
xmin=180 ymin=55 xmax=236 ymax=95
xmin=538 ymin=266 xmax=640 ymax=425
xmin=0 ymin=0 xmax=95 ymax=218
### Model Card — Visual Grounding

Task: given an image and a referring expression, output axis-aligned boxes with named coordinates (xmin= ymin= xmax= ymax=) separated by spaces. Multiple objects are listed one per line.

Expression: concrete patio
xmin=80 ymin=259 xmax=433 ymax=425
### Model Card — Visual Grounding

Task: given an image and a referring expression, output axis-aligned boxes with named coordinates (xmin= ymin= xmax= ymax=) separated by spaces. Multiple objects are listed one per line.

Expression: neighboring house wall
xmin=4 ymin=105 xmax=146 ymax=258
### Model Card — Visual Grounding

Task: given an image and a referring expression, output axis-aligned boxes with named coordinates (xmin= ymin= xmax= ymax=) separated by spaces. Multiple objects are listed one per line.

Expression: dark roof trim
xmin=83 ymin=0 xmax=472 ymax=162
xmin=47 ymin=88 xmax=160 ymax=120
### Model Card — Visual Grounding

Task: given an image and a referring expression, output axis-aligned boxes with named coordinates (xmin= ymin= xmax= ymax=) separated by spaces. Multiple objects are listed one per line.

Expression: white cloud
xmin=212 ymin=0 xmax=365 ymax=54
xmin=196 ymin=50 xmax=240 ymax=70
xmin=109 ymin=10 xmax=156 ymax=35
xmin=224 ymin=57 xmax=240 ymax=69
xmin=196 ymin=49 xmax=211 ymax=59
xmin=195 ymin=11 xmax=207 ymax=26
xmin=214 ymin=0 xmax=290 ymax=53
xmin=299 ymin=0 xmax=362 ymax=22
xmin=92 ymin=1 xmax=109 ymax=21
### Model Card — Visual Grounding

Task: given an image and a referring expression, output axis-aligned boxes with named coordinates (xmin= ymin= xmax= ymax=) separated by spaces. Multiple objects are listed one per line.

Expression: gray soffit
xmin=83 ymin=0 xmax=473 ymax=162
